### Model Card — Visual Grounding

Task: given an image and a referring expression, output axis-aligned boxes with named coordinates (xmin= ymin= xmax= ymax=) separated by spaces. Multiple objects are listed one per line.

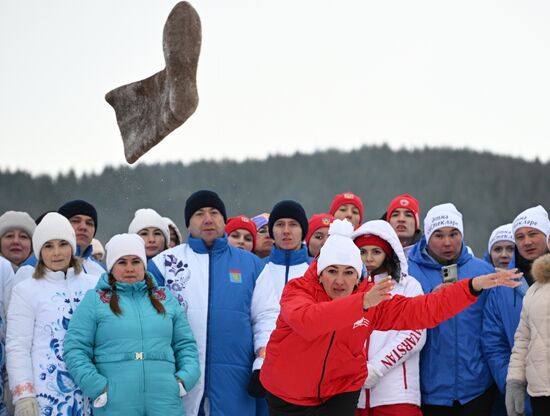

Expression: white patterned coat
xmin=6 ymin=268 xmax=98 ymax=416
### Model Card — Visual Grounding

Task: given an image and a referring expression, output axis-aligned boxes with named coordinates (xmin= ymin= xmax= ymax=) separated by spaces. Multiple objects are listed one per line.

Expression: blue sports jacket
xmin=408 ymin=237 xmax=494 ymax=406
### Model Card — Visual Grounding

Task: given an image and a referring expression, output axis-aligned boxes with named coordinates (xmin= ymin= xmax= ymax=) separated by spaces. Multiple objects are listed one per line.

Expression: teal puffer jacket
xmin=63 ymin=273 xmax=200 ymax=416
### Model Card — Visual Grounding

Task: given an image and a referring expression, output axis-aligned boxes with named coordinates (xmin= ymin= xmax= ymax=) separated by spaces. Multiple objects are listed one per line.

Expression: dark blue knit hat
xmin=184 ymin=190 xmax=227 ymax=227
xmin=268 ymin=200 xmax=308 ymax=240
xmin=58 ymin=200 xmax=98 ymax=235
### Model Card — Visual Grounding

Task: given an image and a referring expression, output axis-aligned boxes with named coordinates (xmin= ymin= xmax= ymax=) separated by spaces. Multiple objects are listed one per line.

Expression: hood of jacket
xmin=532 ymin=253 xmax=550 ymax=284
xmin=352 ymin=220 xmax=409 ymax=278
xmin=408 ymin=235 xmax=472 ymax=270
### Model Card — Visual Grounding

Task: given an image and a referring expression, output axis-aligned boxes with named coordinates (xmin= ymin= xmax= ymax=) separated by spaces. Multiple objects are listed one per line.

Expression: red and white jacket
xmin=353 ymin=220 xmax=426 ymax=408
xmin=260 ymin=259 xmax=479 ymax=407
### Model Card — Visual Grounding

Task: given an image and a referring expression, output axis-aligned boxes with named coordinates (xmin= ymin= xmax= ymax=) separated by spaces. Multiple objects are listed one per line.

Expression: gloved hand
xmin=4 ymin=386 xmax=15 ymax=415
xmin=505 ymin=380 xmax=526 ymax=416
xmin=363 ymin=364 xmax=383 ymax=389
xmin=14 ymin=397 xmax=40 ymax=416
xmin=247 ymin=369 xmax=266 ymax=398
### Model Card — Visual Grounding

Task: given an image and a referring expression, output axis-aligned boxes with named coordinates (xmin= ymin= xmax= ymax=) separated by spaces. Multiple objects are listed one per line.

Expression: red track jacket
xmin=260 ymin=261 xmax=479 ymax=406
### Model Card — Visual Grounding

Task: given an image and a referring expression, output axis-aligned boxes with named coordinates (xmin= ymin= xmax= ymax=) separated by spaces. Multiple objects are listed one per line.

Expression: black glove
xmin=247 ymin=370 xmax=266 ymax=398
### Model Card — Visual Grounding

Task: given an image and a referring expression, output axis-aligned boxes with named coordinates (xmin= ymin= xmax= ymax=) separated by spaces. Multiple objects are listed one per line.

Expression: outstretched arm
xmin=371 ymin=269 xmax=522 ymax=332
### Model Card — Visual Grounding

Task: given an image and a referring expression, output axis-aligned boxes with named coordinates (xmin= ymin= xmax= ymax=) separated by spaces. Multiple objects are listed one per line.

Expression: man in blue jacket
xmin=408 ymin=203 xmax=496 ymax=416
xmin=482 ymin=205 xmax=550 ymax=416
xmin=257 ymin=200 xmax=312 ymax=300
xmin=148 ymin=190 xmax=279 ymax=416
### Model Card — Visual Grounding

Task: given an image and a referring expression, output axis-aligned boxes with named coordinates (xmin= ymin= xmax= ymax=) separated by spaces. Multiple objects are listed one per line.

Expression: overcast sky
xmin=1 ymin=0 xmax=549 ymax=176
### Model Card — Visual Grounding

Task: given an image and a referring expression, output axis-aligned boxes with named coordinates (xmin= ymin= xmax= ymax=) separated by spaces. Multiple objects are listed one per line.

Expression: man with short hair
xmin=56 ymin=199 xmax=105 ymax=276
xmin=258 ymin=200 xmax=311 ymax=300
xmin=408 ymin=203 xmax=496 ymax=416
xmin=385 ymin=194 xmax=422 ymax=256
xmin=148 ymin=190 xmax=279 ymax=416
xmin=482 ymin=206 xmax=549 ymax=416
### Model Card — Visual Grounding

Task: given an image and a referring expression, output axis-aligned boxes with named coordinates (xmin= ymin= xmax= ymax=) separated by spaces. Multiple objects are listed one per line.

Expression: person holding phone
xmin=260 ymin=219 xmax=521 ymax=416
xmin=408 ymin=203 xmax=498 ymax=416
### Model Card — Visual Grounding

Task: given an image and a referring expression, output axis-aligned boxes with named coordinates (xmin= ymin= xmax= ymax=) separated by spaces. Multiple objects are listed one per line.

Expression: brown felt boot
xmin=105 ymin=1 xmax=201 ymax=163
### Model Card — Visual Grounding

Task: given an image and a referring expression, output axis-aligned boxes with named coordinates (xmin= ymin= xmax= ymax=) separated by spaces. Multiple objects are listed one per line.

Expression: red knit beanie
xmin=224 ymin=216 xmax=257 ymax=250
xmin=386 ymin=194 xmax=420 ymax=230
xmin=354 ymin=234 xmax=394 ymax=258
xmin=305 ymin=213 xmax=335 ymax=246
xmin=329 ymin=192 xmax=364 ymax=223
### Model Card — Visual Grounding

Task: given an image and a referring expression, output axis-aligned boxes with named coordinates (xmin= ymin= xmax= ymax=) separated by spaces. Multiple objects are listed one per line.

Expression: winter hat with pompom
xmin=317 ymin=219 xmax=363 ymax=277
xmin=105 ymin=233 xmax=147 ymax=272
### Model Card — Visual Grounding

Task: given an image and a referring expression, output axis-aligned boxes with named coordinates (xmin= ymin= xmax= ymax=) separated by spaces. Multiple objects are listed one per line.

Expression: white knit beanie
xmin=317 ymin=219 xmax=363 ymax=277
xmin=512 ymin=205 xmax=550 ymax=238
xmin=424 ymin=203 xmax=464 ymax=243
xmin=105 ymin=233 xmax=147 ymax=272
xmin=128 ymin=208 xmax=170 ymax=243
xmin=487 ymin=223 xmax=514 ymax=253
xmin=32 ymin=213 xmax=76 ymax=258
xmin=0 ymin=211 xmax=36 ymax=238
xmin=92 ymin=238 xmax=105 ymax=261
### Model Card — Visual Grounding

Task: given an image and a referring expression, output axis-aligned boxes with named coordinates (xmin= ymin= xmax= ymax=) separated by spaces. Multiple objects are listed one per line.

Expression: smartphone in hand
xmin=441 ymin=264 xmax=458 ymax=283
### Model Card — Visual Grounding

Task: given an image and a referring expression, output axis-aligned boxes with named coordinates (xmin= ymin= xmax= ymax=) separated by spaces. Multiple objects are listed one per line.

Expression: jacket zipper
xmin=317 ymin=331 xmax=336 ymax=403
xmin=284 ymin=251 xmax=290 ymax=284
xmin=133 ymin=290 xmax=146 ymax=392
xmin=204 ymin=247 xmax=213 ymax=404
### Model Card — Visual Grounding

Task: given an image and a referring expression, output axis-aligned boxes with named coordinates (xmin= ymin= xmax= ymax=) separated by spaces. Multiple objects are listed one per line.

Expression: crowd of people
xmin=0 ymin=191 xmax=548 ymax=416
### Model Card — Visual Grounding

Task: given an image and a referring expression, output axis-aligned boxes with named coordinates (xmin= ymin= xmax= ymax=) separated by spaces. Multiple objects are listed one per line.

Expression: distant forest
xmin=2 ymin=145 xmax=548 ymax=255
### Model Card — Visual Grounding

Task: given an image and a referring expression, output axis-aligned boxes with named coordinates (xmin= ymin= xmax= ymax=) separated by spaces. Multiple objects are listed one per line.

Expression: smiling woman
xmin=6 ymin=213 xmax=98 ymax=416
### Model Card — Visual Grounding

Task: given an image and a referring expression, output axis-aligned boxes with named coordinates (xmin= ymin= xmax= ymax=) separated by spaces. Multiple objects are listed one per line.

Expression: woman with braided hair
xmin=63 ymin=233 xmax=200 ymax=416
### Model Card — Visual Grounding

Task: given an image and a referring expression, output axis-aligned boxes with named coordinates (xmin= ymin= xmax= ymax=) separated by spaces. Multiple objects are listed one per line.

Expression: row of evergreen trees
xmin=2 ymin=145 xmax=548 ymax=255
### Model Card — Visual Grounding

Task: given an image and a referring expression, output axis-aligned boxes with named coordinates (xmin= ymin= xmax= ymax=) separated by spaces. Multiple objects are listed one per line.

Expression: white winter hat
xmin=0 ymin=211 xmax=36 ymax=238
xmin=92 ymin=238 xmax=105 ymax=261
xmin=128 ymin=208 xmax=170 ymax=243
xmin=105 ymin=233 xmax=147 ymax=272
xmin=487 ymin=224 xmax=514 ymax=253
xmin=512 ymin=205 xmax=550 ymax=238
xmin=317 ymin=219 xmax=363 ymax=277
xmin=32 ymin=213 xmax=76 ymax=258
xmin=163 ymin=217 xmax=183 ymax=244
xmin=424 ymin=203 xmax=464 ymax=243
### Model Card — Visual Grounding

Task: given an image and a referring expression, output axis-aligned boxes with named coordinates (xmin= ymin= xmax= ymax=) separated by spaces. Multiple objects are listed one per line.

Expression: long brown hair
xmin=33 ymin=256 xmax=82 ymax=279
xmin=107 ymin=273 xmax=166 ymax=316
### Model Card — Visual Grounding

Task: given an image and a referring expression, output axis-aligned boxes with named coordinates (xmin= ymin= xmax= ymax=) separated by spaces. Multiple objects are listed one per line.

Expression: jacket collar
xmin=269 ymin=244 xmax=310 ymax=266
xmin=187 ymin=234 xmax=228 ymax=254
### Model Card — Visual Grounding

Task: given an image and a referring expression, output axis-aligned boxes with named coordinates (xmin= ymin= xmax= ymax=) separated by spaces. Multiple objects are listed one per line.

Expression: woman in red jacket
xmin=260 ymin=219 xmax=522 ymax=416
